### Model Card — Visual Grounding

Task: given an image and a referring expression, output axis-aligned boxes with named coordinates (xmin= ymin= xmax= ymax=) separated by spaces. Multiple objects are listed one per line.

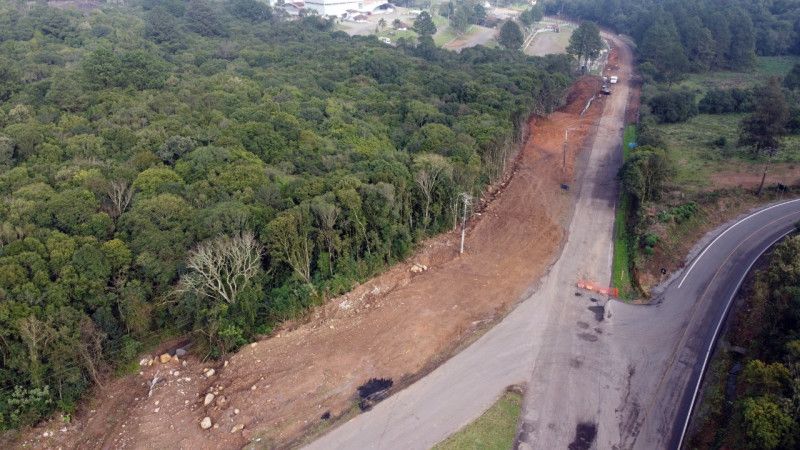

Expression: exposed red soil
xmin=13 ymin=76 xmax=606 ymax=450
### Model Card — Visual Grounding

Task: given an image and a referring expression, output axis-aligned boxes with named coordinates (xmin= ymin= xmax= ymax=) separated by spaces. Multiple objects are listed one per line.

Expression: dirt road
xmin=16 ymin=60 xmax=607 ymax=450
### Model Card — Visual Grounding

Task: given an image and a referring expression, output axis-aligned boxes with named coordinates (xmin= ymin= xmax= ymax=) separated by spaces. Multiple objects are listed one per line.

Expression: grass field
xmin=658 ymin=114 xmax=800 ymax=190
xmin=433 ymin=15 xmax=456 ymax=45
xmin=524 ymin=24 xmax=574 ymax=56
xmin=651 ymin=56 xmax=800 ymax=190
xmin=432 ymin=390 xmax=522 ymax=450
xmin=612 ymin=125 xmax=637 ymax=298
xmin=376 ymin=28 xmax=417 ymax=43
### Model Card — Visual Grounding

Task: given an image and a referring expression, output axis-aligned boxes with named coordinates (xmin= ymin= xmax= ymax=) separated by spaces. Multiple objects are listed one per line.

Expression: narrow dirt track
xmin=16 ymin=76 xmax=606 ymax=450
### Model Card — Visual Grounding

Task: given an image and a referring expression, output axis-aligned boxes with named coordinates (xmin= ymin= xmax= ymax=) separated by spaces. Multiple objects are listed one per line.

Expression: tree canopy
xmin=566 ymin=21 xmax=603 ymax=66
xmin=413 ymin=11 xmax=437 ymax=36
xmin=498 ymin=20 xmax=524 ymax=50
xmin=544 ymin=0 xmax=800 ymax=75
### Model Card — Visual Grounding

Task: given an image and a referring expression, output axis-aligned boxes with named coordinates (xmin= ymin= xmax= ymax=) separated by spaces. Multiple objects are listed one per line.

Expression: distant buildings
xmin=304 ymin=0 xmax=364 ymax=16
xmin=269 ymin=0 xmax=395 ymax=20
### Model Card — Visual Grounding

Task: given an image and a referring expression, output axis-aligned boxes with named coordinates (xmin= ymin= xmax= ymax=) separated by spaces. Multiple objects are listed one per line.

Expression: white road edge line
xmin=676 ymin=226 xmax=796 ymax=450
xmin=677 ymin=198 xmax=800 ymax=289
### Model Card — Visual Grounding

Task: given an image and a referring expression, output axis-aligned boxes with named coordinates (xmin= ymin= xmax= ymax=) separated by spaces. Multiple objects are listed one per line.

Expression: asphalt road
xmin=305 ymin=32 xmax=631 ymax=450
xmin=304 ymin=32 xmax=800 ymax=450
xmin=626 ymin=198 xmax=800 ymax=449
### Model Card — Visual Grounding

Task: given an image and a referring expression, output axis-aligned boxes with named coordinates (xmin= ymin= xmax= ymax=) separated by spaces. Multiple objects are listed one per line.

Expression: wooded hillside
xmin=0 ymin=0 xmax=573 ymax=429
xmin=545 ymin=0 xmax=800 ymax=80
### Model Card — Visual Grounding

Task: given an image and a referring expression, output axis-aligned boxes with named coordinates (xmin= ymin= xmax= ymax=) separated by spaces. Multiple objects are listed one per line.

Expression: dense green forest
xmin=0 ymin=0 xmax=573 ymax=429
xmin=545 ymin=0 xmax=800 ymax=81
xmin=691 ymin=236 xmax=800 ymax=450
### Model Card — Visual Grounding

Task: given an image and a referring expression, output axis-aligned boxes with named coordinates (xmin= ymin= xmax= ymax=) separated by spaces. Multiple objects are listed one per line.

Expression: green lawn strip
xmin=641 ymin=56 xmax=800 ymax=102
xmin=432 ymin=390 xmax=523 ymax=450
xmin=376 ymin=28 xmax=418 ymax=43
xmin=612 ymin=125 xmax=637 ymax=298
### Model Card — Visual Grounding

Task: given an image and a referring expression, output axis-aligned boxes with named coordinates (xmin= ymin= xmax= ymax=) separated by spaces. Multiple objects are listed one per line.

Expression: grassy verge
xmin=612 ymin=125 xmax=637 ymax=298
xmin=432 ymin=389 xmax=523 ymax=450
xmin=433 ymin=15 xmax=456 ymax=45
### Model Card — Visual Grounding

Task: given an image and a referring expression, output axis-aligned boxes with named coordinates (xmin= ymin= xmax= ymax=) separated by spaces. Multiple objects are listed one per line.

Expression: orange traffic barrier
xmin=577 ymin=280 xmax=619 ymax=297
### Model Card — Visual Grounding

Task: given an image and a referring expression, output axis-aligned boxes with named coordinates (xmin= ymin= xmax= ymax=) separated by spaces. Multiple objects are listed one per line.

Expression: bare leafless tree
xmin=176 ymin=231 xmax=264 ymax=304
xmin=78 ymin=317 xmax=106 ymax=387
xmin=107 ymin=180 xmax=133 ymax=219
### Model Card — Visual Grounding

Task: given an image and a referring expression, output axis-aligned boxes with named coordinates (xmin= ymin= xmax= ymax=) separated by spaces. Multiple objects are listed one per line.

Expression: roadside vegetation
xmin=0 ymin=0 xmax=575 ymax=430
xmin=688 ymin=236 xmax=800 ymax=450
xmin=545 ymin=0 xmax=800 ymax=293
xmin=432 ymin=388 xmax=523 ymax=450
xmin=612 ymin=125 xmax=637 ymax=298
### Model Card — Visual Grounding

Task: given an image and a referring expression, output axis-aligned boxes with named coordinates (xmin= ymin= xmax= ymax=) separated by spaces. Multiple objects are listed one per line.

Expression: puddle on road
xmin=568 ymin=422 xmax=597 ymax=450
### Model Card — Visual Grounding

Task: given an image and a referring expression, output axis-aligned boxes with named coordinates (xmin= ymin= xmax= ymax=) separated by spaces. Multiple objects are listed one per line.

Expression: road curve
xmin=624 ymin=197 xmax=800 ymax=450
xmin=302 ymin=24 xmax=800 ymax=447
xmin=306 ymin=32 xmax=632 ymax=450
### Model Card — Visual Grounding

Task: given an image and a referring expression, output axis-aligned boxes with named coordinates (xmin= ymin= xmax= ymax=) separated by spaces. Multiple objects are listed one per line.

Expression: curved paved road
xmin=624 ymin=198 xmax=800 ymax=450
xmin=305 ymin=31 xmax=800 ymax=449
xmin=306 ymin=31 xmax=632 ymax=450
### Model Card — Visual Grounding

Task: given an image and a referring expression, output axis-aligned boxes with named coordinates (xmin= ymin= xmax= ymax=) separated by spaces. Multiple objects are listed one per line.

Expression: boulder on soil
xmin=231 ymin=424 xmax=244 ymax=433
xmin=175 ymin=348 xmax=187 ymax=357
xmin=204 ymin=393 xmax=215 ymax=406
xmin=204 ymin=368 xmax=215 ymax=378
xmin=159 ymin=353 xmax=172 ymax=363
xmin=410 ymin=263 xmax=428 ymax=273
xmin=200 ymin=417 xmax=212 ymax=429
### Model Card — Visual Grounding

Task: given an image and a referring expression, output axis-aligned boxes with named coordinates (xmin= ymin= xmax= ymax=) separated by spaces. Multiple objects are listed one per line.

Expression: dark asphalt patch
xmin=578 ymin=333 xmax=598 ymax=342
xmin=577 ymin=321 xmax=590 ymax=329
xmin=568 ymin=422 xmax=597 ymax=450
xmin=588 ymin=305 xmax=604 ymax=322
xmin=569 ymin=357 xmax=583 ymax=368
xmin=357 ymin=378 xmax=393 ymax=411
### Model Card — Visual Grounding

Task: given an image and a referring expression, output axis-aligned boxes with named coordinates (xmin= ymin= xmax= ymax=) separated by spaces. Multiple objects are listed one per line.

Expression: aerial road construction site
xmin=18 ymin=27 xmax=800 ymax=450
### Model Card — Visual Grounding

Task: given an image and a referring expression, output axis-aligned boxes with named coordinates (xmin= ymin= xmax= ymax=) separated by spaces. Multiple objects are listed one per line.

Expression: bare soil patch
xmin=12 ymin=77 xmax=605 ymax=450
xmin=708 ymin=163 xmax=800 ymax=190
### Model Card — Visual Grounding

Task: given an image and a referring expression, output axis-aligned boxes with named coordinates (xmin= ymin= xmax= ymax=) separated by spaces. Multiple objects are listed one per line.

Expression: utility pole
xmin=459 ymin=192 xmax=472 ymax=255
xmin=563 ymin=128 xmax=570 ymax=173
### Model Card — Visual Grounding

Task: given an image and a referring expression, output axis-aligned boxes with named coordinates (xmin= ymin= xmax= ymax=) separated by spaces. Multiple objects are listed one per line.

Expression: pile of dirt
xmin=13 ymin=76 xmax=606 ymax=450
